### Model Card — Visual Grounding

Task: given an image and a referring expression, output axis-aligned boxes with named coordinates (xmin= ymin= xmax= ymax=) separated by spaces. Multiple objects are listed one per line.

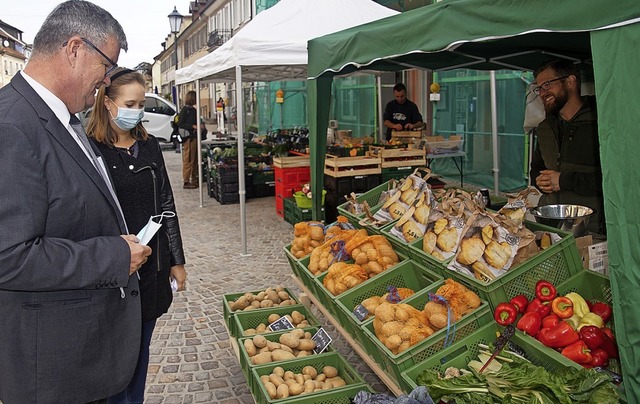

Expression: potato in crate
xmin=251 ymin=352 xmax=371 ymax=403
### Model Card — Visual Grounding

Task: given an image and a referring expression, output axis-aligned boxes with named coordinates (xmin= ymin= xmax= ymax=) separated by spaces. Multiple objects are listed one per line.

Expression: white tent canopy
xmin=176 ymin=0 xmax=398 ymax=84
xmin=176 ymin=0 xmax=397 ymax=255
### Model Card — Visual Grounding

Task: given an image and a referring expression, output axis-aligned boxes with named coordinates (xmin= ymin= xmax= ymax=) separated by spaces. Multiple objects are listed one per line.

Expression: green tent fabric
xmin=306 ymin=0 xmax=640 ymax=400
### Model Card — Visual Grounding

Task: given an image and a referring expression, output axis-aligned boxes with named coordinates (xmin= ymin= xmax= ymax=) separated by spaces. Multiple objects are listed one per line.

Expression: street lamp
xmin=168 ymin=6 xmax=183 ymax=106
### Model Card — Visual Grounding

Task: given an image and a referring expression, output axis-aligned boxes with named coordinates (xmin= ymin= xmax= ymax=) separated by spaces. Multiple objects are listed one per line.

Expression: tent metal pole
xmin=490 ymin=70 xmax=500 ymax=196
xmin=196 ymin=80 xmax=204 ymax=208
xmin=377 ymin=74 xmax=383 ymax=143
xmin=236 ymin=66 xmax=249 ymax=256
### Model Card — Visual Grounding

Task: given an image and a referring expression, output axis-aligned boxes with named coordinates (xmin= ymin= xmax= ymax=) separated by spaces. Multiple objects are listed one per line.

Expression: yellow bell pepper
xmin=565 ymin=292 xmax=590 ymax=318
xmin=577 ymin=312 xmax=605 ymax=330
xmin=564 ymin=314 xmax=581 ymax=330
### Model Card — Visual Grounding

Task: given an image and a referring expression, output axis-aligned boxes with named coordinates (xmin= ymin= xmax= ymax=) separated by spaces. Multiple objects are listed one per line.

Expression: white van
xmin=77 ymin=93 xmax=177 ymax=143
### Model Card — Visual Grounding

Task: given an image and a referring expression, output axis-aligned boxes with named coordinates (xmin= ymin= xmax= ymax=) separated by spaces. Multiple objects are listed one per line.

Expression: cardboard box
xmin=575 ymin=235 xmax=608 ymax=275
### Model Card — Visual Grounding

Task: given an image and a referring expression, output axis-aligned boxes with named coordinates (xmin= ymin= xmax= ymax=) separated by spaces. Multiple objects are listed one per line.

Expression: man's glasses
xmin=532 ymin=76 xmax=568 ymax=96
xmin=63 ymin=37 xmax=118 ymax=77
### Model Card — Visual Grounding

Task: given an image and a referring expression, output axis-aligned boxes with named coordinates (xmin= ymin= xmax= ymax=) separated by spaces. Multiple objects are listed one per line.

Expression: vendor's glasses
xmin=63 ymin=37 xmax=118 ymax=77
xmin=532 ymin=75 xmax=568 ymax=96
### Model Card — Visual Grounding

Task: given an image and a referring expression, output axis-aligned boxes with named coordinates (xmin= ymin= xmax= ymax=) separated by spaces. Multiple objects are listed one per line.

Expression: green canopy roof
xmin=308 ymin=0 xmax=640 ymax=77
xmin=306 ymin=1 xmax=640 ymax=400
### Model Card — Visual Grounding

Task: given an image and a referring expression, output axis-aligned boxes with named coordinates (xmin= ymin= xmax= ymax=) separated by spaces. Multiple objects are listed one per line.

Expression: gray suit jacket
xmin=0 ymin=74 xmax=141 ymax=403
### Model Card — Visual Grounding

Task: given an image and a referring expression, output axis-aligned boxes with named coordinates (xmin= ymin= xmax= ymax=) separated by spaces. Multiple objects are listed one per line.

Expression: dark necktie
xmin=69 ymin=115 xmax=128 ymax=232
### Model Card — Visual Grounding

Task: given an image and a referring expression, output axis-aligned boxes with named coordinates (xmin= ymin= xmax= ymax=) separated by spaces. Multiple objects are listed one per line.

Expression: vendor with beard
xmin=530 ymin=60 xmax=605 ymax=234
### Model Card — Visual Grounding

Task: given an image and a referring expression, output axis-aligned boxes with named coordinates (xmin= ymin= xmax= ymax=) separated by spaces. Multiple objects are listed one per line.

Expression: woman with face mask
xmin=87 ymin=68 xmax=187 ymax=404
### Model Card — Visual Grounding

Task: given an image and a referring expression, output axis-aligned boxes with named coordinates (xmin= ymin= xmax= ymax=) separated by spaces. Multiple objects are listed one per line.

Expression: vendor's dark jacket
xmin=96 ymin=135 xmax=186 ymax=321
xmin=530 ymin=96 xmax=604 ymax=234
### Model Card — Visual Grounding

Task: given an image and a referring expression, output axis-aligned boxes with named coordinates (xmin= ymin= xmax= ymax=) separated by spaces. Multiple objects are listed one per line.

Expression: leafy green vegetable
xmin=415 ymin=369 xmax=491 ymax=402
xmin=414 ymin=348 xmax=620 ymax=404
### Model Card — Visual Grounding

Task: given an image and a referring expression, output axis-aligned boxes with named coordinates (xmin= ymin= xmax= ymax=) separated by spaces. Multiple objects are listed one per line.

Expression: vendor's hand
xmin=404 ymin=123 xmax=414 ymax=130
xmin=394 ymin=123 xmax=403 ymax=131
xmin=170 ymin=265 xmax=187 ymax=291
xmin=536 ymin=170 xmax=561 ymax=193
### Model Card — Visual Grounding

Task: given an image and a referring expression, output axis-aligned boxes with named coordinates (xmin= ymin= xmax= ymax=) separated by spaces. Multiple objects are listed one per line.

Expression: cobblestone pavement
xmin=144 ymin=148 xmax=390 ymax=404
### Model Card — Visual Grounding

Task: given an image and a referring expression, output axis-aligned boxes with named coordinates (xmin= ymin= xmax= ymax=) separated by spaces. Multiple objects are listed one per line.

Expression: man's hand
xmin=394 ymin=123 xmax=403 ymax=130
xmin=121 ymin=235 xmax=152 ymax=276
xmin=404 ymin=123 xmax=415 ymax=130
xmin=170 ymin=265 xmax=187 ymax=291
xmin=536 ymin=170 xmax=561 ymax=193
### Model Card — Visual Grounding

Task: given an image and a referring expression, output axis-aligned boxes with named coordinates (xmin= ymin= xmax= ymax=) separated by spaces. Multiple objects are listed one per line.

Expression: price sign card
xmin=268 ymin=315 xmax=294 ymax=332
xmin=312 ymin=327 xmax=332 ymax=354
xmin=352 ymin=304 xmax=369 ymax=322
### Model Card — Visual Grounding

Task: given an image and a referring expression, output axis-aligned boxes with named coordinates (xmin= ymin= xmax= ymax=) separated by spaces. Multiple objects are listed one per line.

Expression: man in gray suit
xmin=0 ymin=1 xmax=152 ymax=403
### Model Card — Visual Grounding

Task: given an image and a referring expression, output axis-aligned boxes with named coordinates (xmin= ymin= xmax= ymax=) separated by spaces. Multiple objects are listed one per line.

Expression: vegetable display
xmin=414 ymin=344 xmax=620 ymax=404
xmin=491 ymin=280 xmax=620 ymax=369
xmin=259 ymin=364 xmax=347 ymax=399
xmin=244 ymin=329 xmax=319 ymax=365
xmin=242 ymin=310 xmax=310 ymax=336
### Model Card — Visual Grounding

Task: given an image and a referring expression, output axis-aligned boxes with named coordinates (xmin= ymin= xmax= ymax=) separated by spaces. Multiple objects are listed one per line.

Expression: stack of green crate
xmin=284 ymin=197 xmax=325 ymax=225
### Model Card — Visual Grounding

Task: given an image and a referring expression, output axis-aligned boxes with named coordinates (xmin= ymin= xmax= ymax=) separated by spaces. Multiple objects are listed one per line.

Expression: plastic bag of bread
xmin=421 ymin=189 xmax=477 ymax=261
xmin=349 ymin=235 xmax=400 ymax=277
xmin=373 ymin=168 xmax=432 ymax=223
xmin=497 ymin=187 xmax=540 ymax=227
xmin=423 ymin=279 xmax=481 ymax=330
xmin=388 ymin=186 xmax=435 ymax=243
xmin=448 ymin=211 xmax=536 ymax=282
xmin=322 ymin=262 xmax=369 ymax=295
xmin=360 ymin=287 xmax=415 ymax=320
xmin=373 ymin=302 xmax=435 ymax=354
xmin=307 ymin=227 xmax=359 ymax=275
xmin=290 ymin=221 xmax=325 ymax=259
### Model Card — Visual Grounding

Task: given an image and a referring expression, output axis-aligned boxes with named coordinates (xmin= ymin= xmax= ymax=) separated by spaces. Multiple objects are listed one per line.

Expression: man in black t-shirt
xmin=383 ymin=83 xmax=423 ymax=141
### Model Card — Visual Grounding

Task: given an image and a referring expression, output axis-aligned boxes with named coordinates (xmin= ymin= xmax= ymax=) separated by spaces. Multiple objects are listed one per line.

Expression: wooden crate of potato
xmin=251 ymin=352 xmax=371 ymax=403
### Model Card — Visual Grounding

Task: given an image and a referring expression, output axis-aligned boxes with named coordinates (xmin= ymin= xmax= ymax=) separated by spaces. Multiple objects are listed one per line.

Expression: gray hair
xmin=32 ymin=0 xmax=127 ymax=59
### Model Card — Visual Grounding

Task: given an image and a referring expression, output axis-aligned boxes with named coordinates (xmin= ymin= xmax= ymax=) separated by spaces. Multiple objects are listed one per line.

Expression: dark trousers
xmin=108 ymin=319 xmax=157 ymax=404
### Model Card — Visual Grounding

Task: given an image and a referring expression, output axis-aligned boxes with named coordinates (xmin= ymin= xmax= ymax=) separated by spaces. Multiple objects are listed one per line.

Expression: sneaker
xmin=183 ymin=183 xmax=198 ymax=189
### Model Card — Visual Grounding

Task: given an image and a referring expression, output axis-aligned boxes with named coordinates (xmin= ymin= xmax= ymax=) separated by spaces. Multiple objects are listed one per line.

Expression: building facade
xmin=0 ymin=20 xmax=30 ymax=89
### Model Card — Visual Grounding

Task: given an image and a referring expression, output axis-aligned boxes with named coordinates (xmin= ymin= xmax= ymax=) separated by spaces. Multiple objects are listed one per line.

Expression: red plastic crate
xmin=274 ymin=166 xmax=310 ymax=189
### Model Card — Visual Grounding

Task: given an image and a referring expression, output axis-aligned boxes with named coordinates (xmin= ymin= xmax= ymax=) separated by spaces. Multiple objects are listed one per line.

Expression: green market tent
xmin=306 ymin=0 xmax=640 ymax=399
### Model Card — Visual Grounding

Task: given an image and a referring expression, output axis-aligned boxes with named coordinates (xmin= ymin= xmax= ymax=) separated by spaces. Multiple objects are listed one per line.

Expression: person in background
xmin=177 ymin=90 xmax=199 ymax=189
xmin=530 ymin=60 xmax=605 ymax=234
xmin=87 ymin=68 xmax=187 ymax=404
xmin=0 ymin=1 xmax=151 ymax=403
xmin=383 ymin=83 xmax=424 ymax=141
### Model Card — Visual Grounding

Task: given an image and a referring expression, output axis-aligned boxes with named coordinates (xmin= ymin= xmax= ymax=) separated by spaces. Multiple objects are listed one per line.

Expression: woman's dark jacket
xmin=177 ymin=105 xmax=197 ymax=137
xmin=96 ymin=136 xmax=186 ymax=321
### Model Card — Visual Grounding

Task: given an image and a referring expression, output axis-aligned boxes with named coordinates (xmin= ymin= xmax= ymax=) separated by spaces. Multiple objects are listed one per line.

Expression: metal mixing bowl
xmin=530 ymin=204 xmax=594 ymax=237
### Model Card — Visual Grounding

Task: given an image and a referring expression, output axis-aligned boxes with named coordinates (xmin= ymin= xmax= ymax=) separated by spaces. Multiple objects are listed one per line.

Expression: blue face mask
xmin=108 ymin=98 xmax=144 ymax=130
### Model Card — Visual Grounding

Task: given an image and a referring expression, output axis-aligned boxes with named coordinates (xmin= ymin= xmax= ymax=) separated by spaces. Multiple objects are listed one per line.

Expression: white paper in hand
xmin=135 ymin=211 xmax=176 ymax=246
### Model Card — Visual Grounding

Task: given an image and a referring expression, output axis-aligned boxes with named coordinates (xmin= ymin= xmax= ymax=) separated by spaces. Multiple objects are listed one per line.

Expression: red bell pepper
xmin=510 ymin=295 xmax=529 ymax=314
xmin=537 ymin=322 xmax=580 ymax=348
xmin=517 ymin=312 xmax=542 ymax=336
xmin=535 ymin=280 xmax=557 ymax=302
xmin=551 ymin=296 xmax=574 ymax=319
xmin=561 ymin=340 xmax=592 ymax=364
xmin=591 ymin=302 xmax=612 ymax=323
xmin=600 ymin=330 xmax=619 ymax=359
xmin=542 ymin=313 xmax=561 ymax=329
xmin=579 ymin=325 xmax=604 ymax=350
xmin=589 ymin=347 xmax=610 ymax=368
xmin=526 ymin=297 xmax=551 ymax=317
xmin=602 ymin=327 xmax=615 ymax=340
xmin=494 ymin=302 xmax=518 ymax=326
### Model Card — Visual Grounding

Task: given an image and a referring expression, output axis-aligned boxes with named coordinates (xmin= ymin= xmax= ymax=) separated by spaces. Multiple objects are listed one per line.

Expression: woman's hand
xmin=170 ymin=265 xmax=187 ymax=291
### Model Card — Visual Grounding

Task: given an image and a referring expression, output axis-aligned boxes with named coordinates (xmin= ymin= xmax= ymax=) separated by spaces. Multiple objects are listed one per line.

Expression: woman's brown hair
xmin=184 ymin=90 xmax=196 ymax=106
xmin=87 ymin=67 xmax=149 ymax=146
